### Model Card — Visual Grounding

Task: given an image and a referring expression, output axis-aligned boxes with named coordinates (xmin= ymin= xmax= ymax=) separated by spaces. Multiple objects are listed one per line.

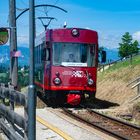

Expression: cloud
xmin=17 ymin=36 xmax=29 ymax=46
xmin=132 ymin=31 xmax=140 ymax=42
xmin=98 ymin=31 xmax=121 ymax=49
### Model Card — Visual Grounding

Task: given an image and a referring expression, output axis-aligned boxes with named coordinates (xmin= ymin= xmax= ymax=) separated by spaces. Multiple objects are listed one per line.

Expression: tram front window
xmin=53 ymin=42 xmax=96 ymax=67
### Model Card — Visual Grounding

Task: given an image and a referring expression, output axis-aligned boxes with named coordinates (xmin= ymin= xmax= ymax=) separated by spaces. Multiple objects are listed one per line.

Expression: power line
xmin=16 ymin=7 xmax=28 ymax=11
xmin=20 ymin=0 xmax=29 ymax=7
xmin=44 ymin=0 xmax=59 ymax=16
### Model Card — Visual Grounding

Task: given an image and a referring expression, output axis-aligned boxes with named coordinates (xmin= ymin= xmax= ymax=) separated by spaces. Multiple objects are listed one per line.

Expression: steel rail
xmin=79 ymin=103 xmax=140 ymax=129
xmin=85 ymin=107 xmax=140 ymax=130
xmin=62 ymin=107 xmax=140 ymax=140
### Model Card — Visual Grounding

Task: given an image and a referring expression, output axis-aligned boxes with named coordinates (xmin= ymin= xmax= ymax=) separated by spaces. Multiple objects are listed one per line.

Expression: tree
xmin=118 ymin=32 xmax=139 ymax=58
xmin=132 ymin=40 xmax=139 ymax=54
xmin=18 ymin=71 xmax=29 ymax=88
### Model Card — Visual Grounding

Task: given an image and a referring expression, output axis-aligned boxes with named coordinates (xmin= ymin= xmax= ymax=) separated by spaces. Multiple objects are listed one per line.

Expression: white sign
xmin=61 ymin=62 xmax=87 ymax=67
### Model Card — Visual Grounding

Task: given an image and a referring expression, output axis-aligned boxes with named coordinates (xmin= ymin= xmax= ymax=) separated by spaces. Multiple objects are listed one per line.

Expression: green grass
xmin=0 ymin=70 xmax=29 ymax=87
xmin=0 ymin=73 xmax=7 ymax=77
xmin=0 ymin=99 xmax=10 ymax=106
xmin=107 ymin=55 xmax=140 ymax=72
xmin=98 ymin=55 xmax=140 ymax=82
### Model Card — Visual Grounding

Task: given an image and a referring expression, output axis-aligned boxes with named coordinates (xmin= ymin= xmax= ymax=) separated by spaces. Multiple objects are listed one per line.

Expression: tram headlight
xmin=53 ymin=77 xmax=61 ymax=85
xmin=71 ymin=28 xmax=79 ymax=37
xmin=88 ymin=79 xmax=94 ymax=85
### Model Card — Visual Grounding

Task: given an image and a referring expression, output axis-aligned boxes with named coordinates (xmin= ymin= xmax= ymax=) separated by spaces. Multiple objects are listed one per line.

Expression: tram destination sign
xmin=0 ymin=28 xmax=9 ymax=45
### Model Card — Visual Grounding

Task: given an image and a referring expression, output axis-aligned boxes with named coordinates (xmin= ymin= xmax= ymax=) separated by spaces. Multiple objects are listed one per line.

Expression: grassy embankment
xmin=97 ymin=55 xmax=140 ymax=104
xmin=96 ymin=55 xmax=140 ymax=124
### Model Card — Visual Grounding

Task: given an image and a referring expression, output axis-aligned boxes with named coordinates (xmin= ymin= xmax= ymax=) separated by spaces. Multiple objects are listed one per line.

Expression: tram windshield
xmin=53 ymin=42 xmax=96 ymax=67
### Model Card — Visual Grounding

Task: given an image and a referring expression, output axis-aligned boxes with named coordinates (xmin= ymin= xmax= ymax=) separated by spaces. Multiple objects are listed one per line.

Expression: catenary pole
xmin=9 ymin=0 xmax=18 ymax=88
xmin=28 ymin=0 xmax=36 ymax=139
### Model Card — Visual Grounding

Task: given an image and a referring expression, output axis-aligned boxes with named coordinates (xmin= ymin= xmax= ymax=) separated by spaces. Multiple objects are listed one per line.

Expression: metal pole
xmin=28 ymin=0 xmax=36 ymax=139
xmin=9 ymin=0 xmax=16 ymax=122
xmin=9 ymin=0 xmax=18 ymax=88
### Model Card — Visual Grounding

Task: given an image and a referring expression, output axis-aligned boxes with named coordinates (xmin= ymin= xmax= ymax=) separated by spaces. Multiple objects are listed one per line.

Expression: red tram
xmin=35 ymin=28 xmax=99 ymax=106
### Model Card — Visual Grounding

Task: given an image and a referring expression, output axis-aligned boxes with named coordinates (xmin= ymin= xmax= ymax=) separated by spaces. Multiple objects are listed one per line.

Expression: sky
xmin=0 ymin=0 xmax=140 ymax=49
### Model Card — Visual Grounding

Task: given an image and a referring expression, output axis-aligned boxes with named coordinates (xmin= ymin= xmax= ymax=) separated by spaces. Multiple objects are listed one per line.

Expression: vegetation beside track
xmin=96 ymin=54 xmax=140 ymax=125
xmin=0 ymin=67 xmax=29 ymax=89
xmin=98 ymin=55 xmax=140 ymax=81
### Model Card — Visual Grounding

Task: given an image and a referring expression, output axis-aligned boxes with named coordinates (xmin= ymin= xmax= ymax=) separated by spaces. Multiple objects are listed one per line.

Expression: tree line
xmin=0 ymin=66 xmax=29 ymax=88
xmin=99 ymin=32 xmax=139 ymax=62
xmin=118 ymin=32 xmax=139 ymax=58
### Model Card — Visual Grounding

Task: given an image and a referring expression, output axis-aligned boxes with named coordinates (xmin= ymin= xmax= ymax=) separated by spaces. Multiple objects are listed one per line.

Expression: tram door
xmin=44 ymin=42 xmax=51 ymax=87
xmin=35 ymin=41 xmax=45 ymax=86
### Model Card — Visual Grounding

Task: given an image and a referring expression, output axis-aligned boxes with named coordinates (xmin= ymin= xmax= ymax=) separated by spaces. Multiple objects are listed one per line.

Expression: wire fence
xmin=98 ymin=52 xmax=140 ymax=72
xmin=127 ymin=76 xmax=140 ymax=102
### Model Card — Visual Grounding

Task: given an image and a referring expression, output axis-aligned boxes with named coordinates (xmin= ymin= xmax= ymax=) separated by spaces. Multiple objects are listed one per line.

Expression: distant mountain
xmin=104 ymin=48 xmax=120 ymax=62
xmin=0 ymin=45 xmax=119 ymax=67
xmin=0 ymin=45 xmax=29 ymax=67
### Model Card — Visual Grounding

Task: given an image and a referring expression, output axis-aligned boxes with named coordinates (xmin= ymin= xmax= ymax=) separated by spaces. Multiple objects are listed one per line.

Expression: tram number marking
xmin=62 ymin=71 xmax=86 ymax=78
xmin=72 ymin=71 xmax=82 ymax=77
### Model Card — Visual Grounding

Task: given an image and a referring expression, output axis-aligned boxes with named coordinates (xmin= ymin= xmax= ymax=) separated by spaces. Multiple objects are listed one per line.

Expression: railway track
xmin=62 ymin=106 xmax=140 ymax=140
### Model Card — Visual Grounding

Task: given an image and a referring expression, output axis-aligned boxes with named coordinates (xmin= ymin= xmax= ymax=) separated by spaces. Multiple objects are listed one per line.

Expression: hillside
xmin=96 ymin=55 xmax=140 ymax=124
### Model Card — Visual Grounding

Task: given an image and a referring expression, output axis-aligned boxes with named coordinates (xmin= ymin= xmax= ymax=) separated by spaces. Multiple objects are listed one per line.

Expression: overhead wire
xmin=44 ymin=0 xmax=60 ymax=16
xmin=16 ymin=0 xmax=61 ymax=40
xmin=16 ymin=0 xmax=28 ymax=11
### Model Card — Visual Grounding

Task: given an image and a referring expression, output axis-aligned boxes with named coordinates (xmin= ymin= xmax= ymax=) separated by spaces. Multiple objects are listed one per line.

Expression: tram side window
xmin=88 ymin=44 xmax=96 ymax=66
xmin=41 ymin=48 xmax=50 ymax=61
xmin=80 ymin=45 xmax=87 ymax=63
xmin=38 ymin=45 xmax=41 ymax=64
xmin=53 ymin=43 xmax=61 ymax=65
xmin=41 ymin=45 xmax=50 ymax=62
xmin=37 ymin=45 xmax=39 ymax=64
xmin=35 ymin=44 xmax=42 ymax=65
xmin=41 ymin=48 xmax=45 ymax=61
xmin=46 ymin=42 xmax=50 ymax=61
xmin=41 ymin=42 xmax=45 ymax=61
xmin=35 ymin=46 xmax=39 ymax=64
xmin=46 ymin=48 xmax=50 ymax=61
xmin=34 ymin=47 xmax=37 ymax=64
